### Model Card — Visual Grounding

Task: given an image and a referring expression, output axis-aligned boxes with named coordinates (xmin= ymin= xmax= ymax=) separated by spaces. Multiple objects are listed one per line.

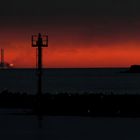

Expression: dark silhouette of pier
xmin=0 ymin=90 xmax=140 ymax=118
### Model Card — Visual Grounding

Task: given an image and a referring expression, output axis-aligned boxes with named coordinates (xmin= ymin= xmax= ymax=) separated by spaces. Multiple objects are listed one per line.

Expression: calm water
xmin=0 ymin=69 xmax=140 ymax=140
xmin=0 ymin=110 xmax=140 ymax=140
xmin=0 ymin=68 xmax=140 ymax=94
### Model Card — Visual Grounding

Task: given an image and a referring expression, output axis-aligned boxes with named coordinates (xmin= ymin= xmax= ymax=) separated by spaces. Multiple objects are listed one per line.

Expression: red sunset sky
xmin=1 ymin=18 xmax=140 ymax=68
xmin=0 ymin=0 xmax=140 ymax=68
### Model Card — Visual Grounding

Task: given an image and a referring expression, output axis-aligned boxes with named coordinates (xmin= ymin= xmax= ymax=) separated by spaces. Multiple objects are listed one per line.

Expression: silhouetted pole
xmin=32 ymin=33 xmax=48 ymax=108
xmin=1 ymin=48 xmax=4 ymax=67
xmin=37 ymin=34 xmax=43 ymax=100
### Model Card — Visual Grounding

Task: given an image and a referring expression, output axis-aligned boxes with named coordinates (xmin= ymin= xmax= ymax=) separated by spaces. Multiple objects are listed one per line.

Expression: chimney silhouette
xmin=1 ymin=48 xmax=4 ymax=66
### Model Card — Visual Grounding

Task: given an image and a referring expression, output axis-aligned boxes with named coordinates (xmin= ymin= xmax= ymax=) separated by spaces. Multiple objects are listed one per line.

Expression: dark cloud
xmin=0 ymin=0 xmax=140 ymax=16
xmin=0 ymin=0 xmax=140 ymax=50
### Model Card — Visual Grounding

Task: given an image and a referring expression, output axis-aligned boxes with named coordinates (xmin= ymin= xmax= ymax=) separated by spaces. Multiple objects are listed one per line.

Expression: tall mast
xmin=1 ymin=48 xmax=4 ymax=66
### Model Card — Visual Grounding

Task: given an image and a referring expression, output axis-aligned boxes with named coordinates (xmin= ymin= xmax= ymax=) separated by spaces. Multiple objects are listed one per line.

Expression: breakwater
xmin=0 ymin=90 xmax=140 ymax=117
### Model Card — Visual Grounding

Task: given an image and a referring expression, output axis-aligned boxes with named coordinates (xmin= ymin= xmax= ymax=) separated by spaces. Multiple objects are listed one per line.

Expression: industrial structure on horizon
xmin=0 ymin=48 xmax=13 ymax=69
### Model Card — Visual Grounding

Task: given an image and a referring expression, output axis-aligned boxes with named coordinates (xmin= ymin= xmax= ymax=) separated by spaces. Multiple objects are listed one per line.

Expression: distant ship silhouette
xmin=0 ymin=49 xmax=13 ymax=69
xmin=128 ymin=65 xmax=140 ymax=73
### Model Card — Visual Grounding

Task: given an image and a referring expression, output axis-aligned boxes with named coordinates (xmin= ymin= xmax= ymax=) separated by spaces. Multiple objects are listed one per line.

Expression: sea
xmin=0 ymin=114 xmax=140 ymax=140
xmin=0 ymin=68 xmax=140 ymax=140
xmin=0 ymin=68 xmax=140 ymax=94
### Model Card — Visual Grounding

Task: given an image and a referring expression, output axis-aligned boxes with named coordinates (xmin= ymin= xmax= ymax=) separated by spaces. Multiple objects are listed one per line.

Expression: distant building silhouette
xmin=0 ymin=48 xmax=13 ymax=69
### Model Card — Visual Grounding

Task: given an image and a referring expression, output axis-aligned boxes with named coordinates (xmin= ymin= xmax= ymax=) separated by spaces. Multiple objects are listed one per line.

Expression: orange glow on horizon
xmin=1 ymin=16 xmax=140 ymax=68
xmin=3 ymin=41 xmax=140 ymax=68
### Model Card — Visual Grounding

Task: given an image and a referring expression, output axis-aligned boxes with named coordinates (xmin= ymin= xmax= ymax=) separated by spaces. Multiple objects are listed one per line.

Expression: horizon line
xmin=2 ymin=67 xmax=130 ymax=69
